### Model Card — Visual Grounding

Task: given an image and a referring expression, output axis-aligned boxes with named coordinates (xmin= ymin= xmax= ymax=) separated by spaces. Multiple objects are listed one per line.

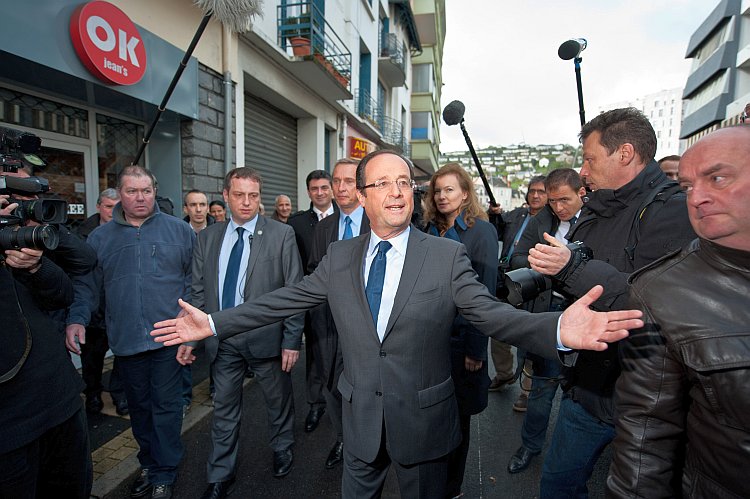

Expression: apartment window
xmin=411 ymin=111 xmax=432 ymax=140
xmin=658 ymin=109 xmax=663 ymax=117
xmin=684 ymin=70 xmax=729 ymax=116
xmin=412 ymin=64 xmax=434 ymax=93
xmin=691 ymin=20 xmax=732 ymax=71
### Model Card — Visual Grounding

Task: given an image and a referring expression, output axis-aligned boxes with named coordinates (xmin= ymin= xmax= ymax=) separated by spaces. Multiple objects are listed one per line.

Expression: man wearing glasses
xmin=152 ymin=149 xmax=644 ymax=499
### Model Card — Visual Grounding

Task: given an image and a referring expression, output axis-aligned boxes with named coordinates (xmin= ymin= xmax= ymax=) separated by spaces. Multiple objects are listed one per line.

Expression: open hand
xmin=151 ymin=299 xmax=212 ymax=345
xmin=560 ymin=285 xmax=643 ymax=351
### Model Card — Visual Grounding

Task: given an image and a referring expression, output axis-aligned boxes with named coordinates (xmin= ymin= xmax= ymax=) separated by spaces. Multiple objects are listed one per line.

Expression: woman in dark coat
xmin=422 ymin=163 xmax=499 ymax=499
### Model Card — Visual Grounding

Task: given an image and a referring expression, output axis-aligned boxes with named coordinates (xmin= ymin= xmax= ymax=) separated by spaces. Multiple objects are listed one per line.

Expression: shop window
xmin=0 ymin=86 xmax=88 ymax=138
xmin=96 ymin=114 xmax=144 ymax=191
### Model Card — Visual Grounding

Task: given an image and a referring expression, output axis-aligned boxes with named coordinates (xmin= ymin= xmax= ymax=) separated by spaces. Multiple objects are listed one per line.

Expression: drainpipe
xmin=223 ymin=25 xmax=233 ymax=173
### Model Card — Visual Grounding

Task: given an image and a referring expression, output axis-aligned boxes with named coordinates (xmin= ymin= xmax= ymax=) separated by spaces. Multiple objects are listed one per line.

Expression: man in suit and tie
xmin=178 ymin=167 xmax=304 ymax=499
xmin=288 ymin=170 xmax=335 ymax=432
xmin=153 ymin=150 xmax=643 ymax=499
xmin=308 ymin=158 xmax=370 ymax=469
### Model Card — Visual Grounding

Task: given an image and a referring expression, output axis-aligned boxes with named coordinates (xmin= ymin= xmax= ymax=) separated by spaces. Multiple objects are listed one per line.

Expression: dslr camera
xmin=504 ymin=241 xmax=592 ymax=308
xmin=0 ymin=126 xmax=67 ymax=252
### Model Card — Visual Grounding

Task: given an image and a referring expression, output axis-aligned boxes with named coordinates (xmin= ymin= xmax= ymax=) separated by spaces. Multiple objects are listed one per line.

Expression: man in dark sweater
xmin=1 ymin=169 xmax=96 ymax=498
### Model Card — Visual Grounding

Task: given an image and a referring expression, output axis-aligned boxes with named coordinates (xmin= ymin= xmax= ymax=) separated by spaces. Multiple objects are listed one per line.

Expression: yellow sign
xmin=349 ymin=137 xmax=373 ymax=159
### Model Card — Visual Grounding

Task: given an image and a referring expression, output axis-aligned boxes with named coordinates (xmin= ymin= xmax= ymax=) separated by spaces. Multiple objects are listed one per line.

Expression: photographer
xmin=504 ymin=168 xmax=585 ymax=475
xmin=528 ymin=108 xmax=696 ymax=498
xmin=0 ymin=192 xmax=92 ymax=498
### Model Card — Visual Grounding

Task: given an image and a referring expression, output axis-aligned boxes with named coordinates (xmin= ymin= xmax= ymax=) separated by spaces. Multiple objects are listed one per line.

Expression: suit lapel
xmin=383 ymin=228 xmax=428 ymax=341
xmin=349 ymin=233 xmax=379 ymax=340
xmin=243 ymin=216 xmax=265 ymax=296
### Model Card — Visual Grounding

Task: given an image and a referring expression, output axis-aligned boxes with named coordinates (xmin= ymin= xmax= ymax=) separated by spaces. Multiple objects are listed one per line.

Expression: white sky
xmin=438 ymin=0 xmax=719 ymax=152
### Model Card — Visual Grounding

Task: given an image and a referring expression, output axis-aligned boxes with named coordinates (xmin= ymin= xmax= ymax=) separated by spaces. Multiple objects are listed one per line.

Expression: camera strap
xmin=0 ymin=265 xmax=33 ymax=384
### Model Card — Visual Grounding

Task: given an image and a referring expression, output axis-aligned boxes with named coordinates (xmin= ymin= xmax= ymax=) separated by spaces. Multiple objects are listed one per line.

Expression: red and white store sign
xmin=70 ymin=1 xmax=147 ymax=85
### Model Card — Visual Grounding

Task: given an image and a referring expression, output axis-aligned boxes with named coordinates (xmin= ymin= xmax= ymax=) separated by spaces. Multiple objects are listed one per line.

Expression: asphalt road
xmin=101 ymin=348 xmax=610 ymax=499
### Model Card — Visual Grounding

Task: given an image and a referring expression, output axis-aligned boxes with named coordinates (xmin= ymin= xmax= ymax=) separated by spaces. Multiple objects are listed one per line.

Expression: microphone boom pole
xmin=574 ymin=57 xmax=585 ymax=127
xmin=460 ymin=120 xmax=497 ymax=207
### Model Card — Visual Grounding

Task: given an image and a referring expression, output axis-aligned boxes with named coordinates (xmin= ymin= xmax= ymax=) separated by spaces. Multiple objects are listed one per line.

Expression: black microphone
xmin=441 ymin=100 xmax=497 ymax=207
xmin=558 ymin=38 xmax=587 ymax=60
xmin=442 ymin=100 xmax=466 ymax=126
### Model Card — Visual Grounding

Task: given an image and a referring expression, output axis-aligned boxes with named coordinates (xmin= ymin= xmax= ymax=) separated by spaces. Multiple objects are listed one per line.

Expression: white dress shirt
xmin=217 ymin=215 xmax=258 ymax=309
xmin=313 ymin=204 xmax=335 ymax=221
xmin=338 ymin=205 xmax=365 ymax=240
xmin=363 ymin=227 xmax=410 ymax=342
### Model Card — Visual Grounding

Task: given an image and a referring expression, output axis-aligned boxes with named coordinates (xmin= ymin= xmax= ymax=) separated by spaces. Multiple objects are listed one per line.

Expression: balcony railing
xmin=353 ymin=89 xmax=408 ymax=154
xmin=379 ymin=33 xmax=405 ymax=73
xmin=354 ymin=88 xmax=383 ymax=129
xmin=277 ymin=2 xmax=351 ymax=88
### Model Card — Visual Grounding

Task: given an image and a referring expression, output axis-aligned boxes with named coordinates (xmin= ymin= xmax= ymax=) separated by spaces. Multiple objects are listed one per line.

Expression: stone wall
xmin=181 ymin=63 xmax=235 ymax=201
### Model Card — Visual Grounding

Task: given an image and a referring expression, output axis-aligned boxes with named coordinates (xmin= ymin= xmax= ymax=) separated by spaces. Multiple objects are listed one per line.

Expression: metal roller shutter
xmin=244 ymin=94 xmax=298 ymax=209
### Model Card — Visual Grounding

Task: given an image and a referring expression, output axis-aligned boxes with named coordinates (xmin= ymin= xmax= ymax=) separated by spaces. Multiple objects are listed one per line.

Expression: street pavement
xmin=95 ymin=348 xmax=610 ymax=499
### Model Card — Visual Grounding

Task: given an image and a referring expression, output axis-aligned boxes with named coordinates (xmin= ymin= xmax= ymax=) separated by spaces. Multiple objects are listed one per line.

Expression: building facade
xmin=597 ymin=87 xmax=685 ymax=159
xmin=1 ymin=0 xmax=441 ymax=218
xmin=681 ymin=0 xmax=750 ymax=145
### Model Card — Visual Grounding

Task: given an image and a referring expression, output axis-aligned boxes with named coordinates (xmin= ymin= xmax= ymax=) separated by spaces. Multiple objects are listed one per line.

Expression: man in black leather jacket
xmin=608 ymin=126 xmax=750 ymax=499
xmin=527 ymin=108 xmax=696 ymax=498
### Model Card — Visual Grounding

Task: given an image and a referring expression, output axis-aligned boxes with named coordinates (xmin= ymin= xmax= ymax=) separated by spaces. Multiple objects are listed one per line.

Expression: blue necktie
xmin=222 ymin=227 xmax=245 ymax=310
xmin=365 ymin=241 xmax=392 ymax=327
xmin=342 ymin=215 xmax=353 ymax=240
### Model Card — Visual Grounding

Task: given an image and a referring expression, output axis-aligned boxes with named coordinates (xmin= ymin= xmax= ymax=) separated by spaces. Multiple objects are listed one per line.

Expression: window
xmin=411 ymin=111 xmax=432 ymax=140
xmin=690 ymin=20 xmax=732 ymax=71
xmin=412 ymin=64 xmax=434 ymax=93
xmin=684 ymin=70 xmax=729 ymax=115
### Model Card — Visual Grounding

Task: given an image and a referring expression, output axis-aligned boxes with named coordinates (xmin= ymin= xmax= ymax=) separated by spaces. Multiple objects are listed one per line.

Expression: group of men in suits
xmin=153 ymin=149 xmax=643 ymax=498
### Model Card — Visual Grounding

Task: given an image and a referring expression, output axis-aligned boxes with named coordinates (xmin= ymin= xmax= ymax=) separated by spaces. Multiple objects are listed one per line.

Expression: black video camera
xmin=1 ymin=126 xmax=65 ymax=251
xmin=504 ymin=241 xmax=592 ymax=308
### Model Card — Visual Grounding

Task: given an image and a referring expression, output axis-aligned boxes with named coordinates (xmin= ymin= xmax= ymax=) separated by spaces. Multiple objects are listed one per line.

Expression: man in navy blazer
xmin=153 ymin=150 xmax=643 ymax=498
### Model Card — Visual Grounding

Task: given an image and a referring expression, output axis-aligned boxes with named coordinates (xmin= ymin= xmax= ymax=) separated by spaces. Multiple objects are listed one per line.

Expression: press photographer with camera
xmin=503 ymin=168 xmax=585 ymax=475
xmin=0 ymin=132 xmax=93 ymax=497
xmin=527 ymin=108 xmax=696 ymax=498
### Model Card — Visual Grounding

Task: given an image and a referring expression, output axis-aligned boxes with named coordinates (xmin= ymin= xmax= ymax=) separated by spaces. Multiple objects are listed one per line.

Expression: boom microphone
xmin=442 ymin=100 xmax=466 ymax=126
xmin=558 ymin=38 xmax=587 ymax=60
xmin=441 ymin=100 xmax=497 ymax=207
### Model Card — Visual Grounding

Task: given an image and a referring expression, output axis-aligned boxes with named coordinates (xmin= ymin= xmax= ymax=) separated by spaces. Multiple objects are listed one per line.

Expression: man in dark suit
xmin=153 ymin=150 xmax=643 ymax=499
xmin=308 ymin=158 xmax=370 ymax=469
xmin=288 ymin=170 xmax=334 ymax=432
xmin=178 ymin=168 xmax=304 ymax=499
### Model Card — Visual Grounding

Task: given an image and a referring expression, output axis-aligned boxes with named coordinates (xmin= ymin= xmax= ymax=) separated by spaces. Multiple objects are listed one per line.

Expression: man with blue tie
xmin=178 ymin=167 xmax=304 ymax=499
xmin=308 ymin=158 xmax=370 ymax=469
xmin=154 ymin=150 xmax=644 ymax=499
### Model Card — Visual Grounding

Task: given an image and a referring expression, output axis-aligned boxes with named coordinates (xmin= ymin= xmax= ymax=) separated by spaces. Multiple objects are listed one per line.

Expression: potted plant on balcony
xmin=285 ymin=13 xmax=311 ymax=56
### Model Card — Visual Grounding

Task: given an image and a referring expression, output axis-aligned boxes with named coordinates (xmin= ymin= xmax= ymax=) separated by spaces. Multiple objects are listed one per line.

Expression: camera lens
xmin=0 ymin=224 xmax=59 ymax=251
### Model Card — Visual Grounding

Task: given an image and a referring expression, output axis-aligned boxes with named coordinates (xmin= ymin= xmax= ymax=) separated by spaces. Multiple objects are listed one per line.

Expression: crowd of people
xmin=1 ymin=105 xmax=748 ymax=499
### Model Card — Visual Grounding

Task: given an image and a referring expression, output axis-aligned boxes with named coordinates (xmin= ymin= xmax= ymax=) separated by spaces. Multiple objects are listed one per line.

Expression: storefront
xmin=0 ymin=0 xmax=200 ymax=224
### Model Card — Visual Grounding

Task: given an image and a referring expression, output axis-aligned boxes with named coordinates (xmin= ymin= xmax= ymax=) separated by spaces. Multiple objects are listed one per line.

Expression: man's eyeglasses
xmin=359 ymin=179 xmax=416 ymax=192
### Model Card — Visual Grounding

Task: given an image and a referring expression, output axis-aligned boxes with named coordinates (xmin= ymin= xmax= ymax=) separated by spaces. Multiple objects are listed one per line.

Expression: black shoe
xmin=200 ymin=480 xmax=234 ymax=499
xmin=86 ymin=393 xmax=103 ymax=414
xmin=507 ymin=446 xmax=538 ymax=474
xmin=273 ymin=448 xmax=293 ymax=478
xmin=151 ymin=483 xmax=173 ymax=499
xmin=130 ymin=469 xmax=152 ymax=498
xmin=304 ymin=407 xmax=325 ymax=433
xmin=325 ymin=441 xmax=344 ymax=469
xmin=114 ymin=398 xmax=129 ymax=416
